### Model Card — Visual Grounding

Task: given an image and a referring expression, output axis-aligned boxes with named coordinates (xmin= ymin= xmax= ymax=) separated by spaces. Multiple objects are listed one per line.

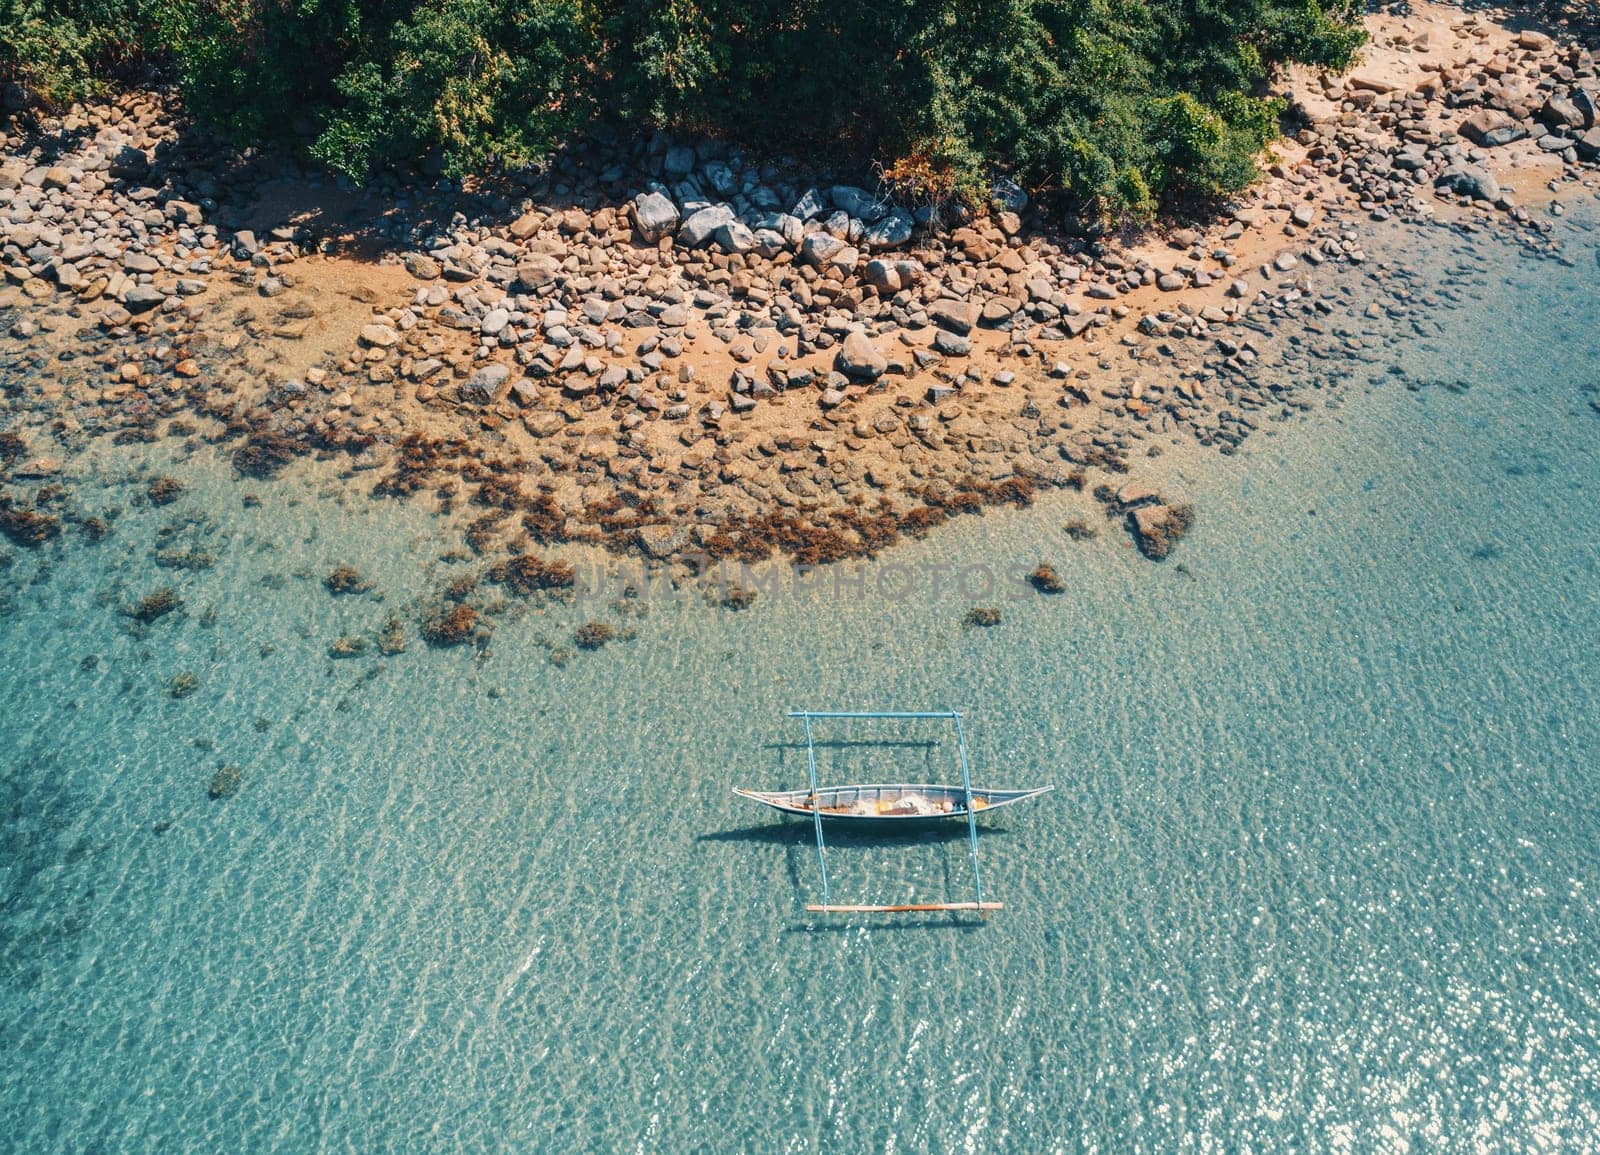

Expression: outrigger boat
xmin=736 ymin=710 xmax=1052 ymax=915
xmin=733 ymin=783 xmax=1053 ymax=821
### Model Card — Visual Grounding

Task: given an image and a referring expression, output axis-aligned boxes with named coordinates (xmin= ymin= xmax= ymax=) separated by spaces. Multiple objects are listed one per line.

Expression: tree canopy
xmin=2 ymin=0 xmax=1367 ymax=217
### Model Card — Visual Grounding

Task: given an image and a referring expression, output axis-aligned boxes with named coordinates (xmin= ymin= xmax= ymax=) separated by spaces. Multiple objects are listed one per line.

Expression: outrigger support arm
xmin=788 ymin=709 xmax=991 ymax=917
xmin=801 ymin=713 xmax=830 ymax=910
xmin=953 ymin=713 xmax=984 ymax=911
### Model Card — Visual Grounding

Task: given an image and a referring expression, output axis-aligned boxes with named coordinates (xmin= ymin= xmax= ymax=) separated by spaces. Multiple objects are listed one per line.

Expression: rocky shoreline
xmin=2 ymin=1 xmax=1597 ymax=590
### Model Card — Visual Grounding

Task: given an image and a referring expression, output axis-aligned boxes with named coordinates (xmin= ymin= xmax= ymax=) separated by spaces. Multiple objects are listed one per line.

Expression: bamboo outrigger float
xmin=736 ymin=710 xmax=1052 ymax=915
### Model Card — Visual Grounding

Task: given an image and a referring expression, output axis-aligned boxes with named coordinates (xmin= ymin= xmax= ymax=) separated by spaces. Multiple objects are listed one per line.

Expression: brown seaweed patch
xmin=79 ymin=516 xmax=111 ymax=541
xmin=372 ymin=433 xmax=471 ymax=498
xmin=488 ymin=553 xmax=575 ymax=597
xmin=329 ymin=635 xmax=370 ymax=658
xmin=324 ymin=564 xmax=375 ymax=595
xmin=0 ymin=496 xmax=61 ymax=547
xmin=0 ymin=431 xmax=24 ymax=468
xmin=1029 ymin=564 xmax=1065 ymax=594
xmin=964 ymin=607 xmax=1002 ymax=628
xmin=1129 ymin=503 xmax=1195 ymax=561
xmin=465 ymin=512 xmax=507 ymax=555
xmin=377 ymin=613 xmax=406 ymax=655
xmin=168 ymin=671 xmax=200 ymax=698
xmin=1063 ymin=519 xmax=1099 ymax=541
xmin=420 ymin=603 xmax=478 ymax=646
xmin=573 ymin=621 xmax=615 ymax=650
xmin=709 ymin=583 xmax=759 ymax=610
xmin=125 ymin=586 xmax=182 ymax=622
xmin=233 ymin=431 xmax=301 ymax=479
xmin=147 ymin=477 xmax=186 ymax=506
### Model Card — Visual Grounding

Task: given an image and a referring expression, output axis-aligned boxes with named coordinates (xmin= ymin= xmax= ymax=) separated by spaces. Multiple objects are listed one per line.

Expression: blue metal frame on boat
xmin=737 ymin=709 xmax=1052 ymax=915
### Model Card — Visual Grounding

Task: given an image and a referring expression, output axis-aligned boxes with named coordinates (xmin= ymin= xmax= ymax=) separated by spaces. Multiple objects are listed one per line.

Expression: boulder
xmin=863 ymin=208 xmax=913 ymax=250
xmin=1460 ymin=110 xmax=1527 ymax=148
xmin=460 ymin=363 xmax=511 ymax=405
xmin=663 ymin=145 xmax=696 ymax=176
xmin=1435 ymin=163 xmax=1501 ymax=202
xmin=1575 ymin=127 xmax=1600 ymax=161
xmin=404 ymin=253 xmax=441 ymax=280
xmin=1128 ymin=503 xmax=1194 ymax=560
xmin=1539 ymin=96 xmax=1586 ymax=130
xmin=863 ymin=259 xmax=901 ymax=294
xmin=515 ymin=255 xmax=561 ymax=289
xmin=714 ymin=220 xmax=756 ymax=255
xmin=836 ymin=331 xmax=887 ymax=380
xmin=632 ymin=191 xmax=679 ymax=242
xmin=678 ymin=205 xmax=735 ymax=248
xmin=1574 ymin=89 xmax=1596 ymax=130
xmin=929 ymin=298 xmax=979 ymax=336
xmin=830 ymin=186 xmax=883 ymax=221
xmin=792 ymin=188 xmax=827 ymax=221
xmin=980 ymin=297 xmax=1019 ymax=325
xmin=801 ymin=232 xmax=847 ymax=269
xmin=123 ymin=285 xmax=165 ymax=312
xmin=637 ymin=523 xmax=689 ymax=559
xmin=990 ymin=177 xmax=1028 ymax=213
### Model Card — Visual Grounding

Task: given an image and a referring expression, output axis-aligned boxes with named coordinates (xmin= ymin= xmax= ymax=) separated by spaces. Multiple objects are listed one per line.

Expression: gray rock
xmin=361 ymin=323 xmax=400 ymax=347
xmin=703 ymin=161 xmax=739 ymax=197
xmin=516 ymin=255 xmax=560 ymax=289
xmin=123 ymin=285 xmax=165 ymax=312
xmin=933 ymin=330 xmax=971 ymax=357
xmin=864 ymin=259 xmax=901 ymax=294
xmin=863 ymin=208 xmax=913 ymax=250
xmin=929 ymin=298 xmax=979 ymax=336
xmin=633 ymin=191 xmax=680 ymax=242
xmin=460 ymin=363 xmax=511 ymax=405
xmin=751 ymin=228 xmax=789 ymax=258
xmin=830 ymin=186 xmax=883 ymax=221
xmin=1574 ymin=89 xmax=1597 ymax=130
xmin=664 ymin=146 xmax=696 ymax=176
xmin=836 ymin=331 xmax=887 ymax=380
xmin=714 ymin=220 xmax=756 ymax=254
xmin=480 ymin=309 xmax=510 ymax=337
xmin=404 ymin=252 xmax=441 ymax=280
xmin=819 ymin=387 xmax=847 ymax=408
xmin=990 ymin=177 xmax=1028 ymax=213
xmin=1574 ymin=127 xmax=1600 ymax=161
xmin=1435 ymin=163 xmax=1500 ymax=202
xmin=801 ymin=232 xmax=848 ymax=268
xmin=1460 ymin=110 xmax=1527 ymax=148
xmin=637 ymin=523 xmax=689 ymax=558
xmin=792 ymin=188 xmax=826 ymax=222
xmin=1540 ymin=96 xmax=1586 ymax=130
xmin=165 ymin=200 xmax=203 ymax=226
xmin=679 ymin=204 xmax=735 ymax=248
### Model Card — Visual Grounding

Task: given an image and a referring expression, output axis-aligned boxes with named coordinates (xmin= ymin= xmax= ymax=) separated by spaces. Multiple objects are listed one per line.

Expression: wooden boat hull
xmin=733 ymin=783 xmax=1052 ymax=821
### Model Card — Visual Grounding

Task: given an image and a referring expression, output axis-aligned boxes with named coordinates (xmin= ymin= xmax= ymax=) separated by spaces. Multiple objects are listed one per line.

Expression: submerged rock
xmin=1028 ymin=564 xmax=1065 ymax=594
xmin=1128 ymin=503 xmax=1195 ymax=560
xmin=208 ymin=764 xmax=241 ymax=800
xmin=125 ymin=587 xmax=182 ymax=622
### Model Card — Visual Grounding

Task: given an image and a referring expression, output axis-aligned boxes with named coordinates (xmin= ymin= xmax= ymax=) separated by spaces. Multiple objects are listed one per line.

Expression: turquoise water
xmin=3 ymin=212 xmax=1599 ymax=1150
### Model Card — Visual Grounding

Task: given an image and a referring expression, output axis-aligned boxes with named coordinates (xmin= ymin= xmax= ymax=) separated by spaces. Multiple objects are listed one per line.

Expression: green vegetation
xmin=2 ymin=0 xmax=1366 ymax=217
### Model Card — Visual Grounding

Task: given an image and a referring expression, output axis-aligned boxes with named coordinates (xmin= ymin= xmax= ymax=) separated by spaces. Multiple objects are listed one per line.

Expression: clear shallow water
xmin=3 ymin=214 xmax=1599 ymax=1151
